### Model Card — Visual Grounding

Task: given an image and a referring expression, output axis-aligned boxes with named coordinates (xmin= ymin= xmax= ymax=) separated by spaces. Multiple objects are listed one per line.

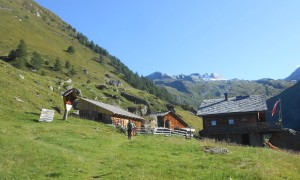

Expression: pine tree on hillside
xmin=12 ymin=57 xmax=26 ymax=69
xmin=99 ymin=55 xmax=104 ymax=64
xmin=30 ymin=51 xmax=44 ymax=70
xmin=10 ymin=39 xmax=28 ymax=69
xmin=53 ymin=57 xmax=62 ymax=71
xmin=65 ymin=60 xmax=71 ymax=69
xmin=68 ymin=65 xmax=77 ymax=76
xmin=14 ymin=39 xmax=28 ymax=60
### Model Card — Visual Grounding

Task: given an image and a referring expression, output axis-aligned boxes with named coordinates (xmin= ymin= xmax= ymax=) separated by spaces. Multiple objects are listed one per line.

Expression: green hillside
xmin=267 ymin=82 xmax=300 ymax=131
xmin=151 ymin=78 xmax=294 ymax=109
xmin=0 ymin=0 xmax=172 ymax=112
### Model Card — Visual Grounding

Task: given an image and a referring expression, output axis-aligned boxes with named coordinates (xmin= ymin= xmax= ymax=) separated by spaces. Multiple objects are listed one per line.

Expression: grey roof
xmin=80 ymin=98 xmax=143 ymax=120
xmin=150 ymin=111 xmax=170 ymax=117
xmin=150 ymin=111 xmax=189 ymax=127
xmin=197 ymin=95 xmax=267 ymax=116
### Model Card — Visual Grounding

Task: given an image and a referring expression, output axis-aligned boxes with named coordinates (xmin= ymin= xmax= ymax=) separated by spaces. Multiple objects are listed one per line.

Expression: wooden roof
xmin=62 ymin=88 xmax=81 ymax=97
xmin=197 ymin=95 xmax=267 ymax=116
xmin=150 ymin=111 xmax=189 ymax=127
xmin=80 ymin=98 xmax=143 ymax=120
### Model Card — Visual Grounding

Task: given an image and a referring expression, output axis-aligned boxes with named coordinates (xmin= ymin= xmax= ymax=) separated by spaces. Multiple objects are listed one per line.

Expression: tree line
xmin=8 ymin=39 xmax=76 ymax=76
xmin=8 ymin=30 xmax=174 ymax=102
xmin=71 ymin=26 xmax=174 ymax=102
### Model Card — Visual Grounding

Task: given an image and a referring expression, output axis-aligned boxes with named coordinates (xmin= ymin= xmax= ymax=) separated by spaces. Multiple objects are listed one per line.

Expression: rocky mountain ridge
xmin=147 ymin=71 xmax=225 ymax=83
xmin=286 ymin=67 xmax=300 ymax=81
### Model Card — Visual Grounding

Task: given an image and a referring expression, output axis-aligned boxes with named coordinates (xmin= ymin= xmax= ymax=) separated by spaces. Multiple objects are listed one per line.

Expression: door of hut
xmin=242 ymin=134 xmax=250 ymax=145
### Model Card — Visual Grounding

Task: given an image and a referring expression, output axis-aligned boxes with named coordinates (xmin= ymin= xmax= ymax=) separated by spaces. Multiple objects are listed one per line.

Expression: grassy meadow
xmin=1 ymin=113 xmax=300 ymax=179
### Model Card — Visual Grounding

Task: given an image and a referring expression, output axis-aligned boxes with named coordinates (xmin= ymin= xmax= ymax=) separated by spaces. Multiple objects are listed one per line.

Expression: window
xmin=228 ymin=119 xmax=234 ymax=125
xmin=211 ymin=120 xmax=216 ymax=126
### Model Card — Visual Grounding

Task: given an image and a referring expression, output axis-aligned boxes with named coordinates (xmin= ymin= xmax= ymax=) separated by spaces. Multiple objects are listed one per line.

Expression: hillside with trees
xmin=0 ymin=0 xmax=176 ymax=113
xmin=267 ymin=82 xmax=300 ymax=131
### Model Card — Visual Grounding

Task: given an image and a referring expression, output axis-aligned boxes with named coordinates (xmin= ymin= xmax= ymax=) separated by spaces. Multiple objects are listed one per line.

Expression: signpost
xmin=39 ymin=109 xmax=54 ymax=122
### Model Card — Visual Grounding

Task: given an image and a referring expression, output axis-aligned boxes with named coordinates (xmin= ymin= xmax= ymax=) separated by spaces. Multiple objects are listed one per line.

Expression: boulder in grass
xmin=204 ymin=147 xmax=229 ymax=154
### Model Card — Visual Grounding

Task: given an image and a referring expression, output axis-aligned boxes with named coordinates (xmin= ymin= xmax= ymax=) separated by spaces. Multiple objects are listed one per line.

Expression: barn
xmin=149 ymin=111 xmax=189 ymax=129
xmin=79 ymin=98 xmax=143 ymax=128
xmin=197 ymin=94 xmax=282 ymax=146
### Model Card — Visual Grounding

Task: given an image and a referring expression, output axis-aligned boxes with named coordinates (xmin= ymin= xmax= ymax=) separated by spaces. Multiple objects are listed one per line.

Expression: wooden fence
xmin=135 ymin=127 xmax=193 ymax=138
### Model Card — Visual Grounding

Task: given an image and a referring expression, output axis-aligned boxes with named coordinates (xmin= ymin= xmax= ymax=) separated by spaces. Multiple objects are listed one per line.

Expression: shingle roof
xmin=80 ymin=98 xmax=143 ymax=120
xmin=150 ymin=111 xmax=189 ymax=127
xmin=197 ymin=95 xmax=267 ymax=116
xmin=151 ymin=111 xmax=170 ymax=117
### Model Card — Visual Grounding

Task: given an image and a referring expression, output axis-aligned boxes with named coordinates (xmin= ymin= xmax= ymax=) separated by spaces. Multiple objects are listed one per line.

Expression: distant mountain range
xmin=146 ymin=71 xmax=296 ymax=109
xmin=149 ymin=68 xmax=300 ymax=82
xmin=147 ymin=72 xmax=225 ymax=83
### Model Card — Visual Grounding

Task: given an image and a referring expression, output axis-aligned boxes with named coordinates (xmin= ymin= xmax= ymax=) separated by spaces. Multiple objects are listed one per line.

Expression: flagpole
xmin=279 ymin=98 xmax=282 ymax=128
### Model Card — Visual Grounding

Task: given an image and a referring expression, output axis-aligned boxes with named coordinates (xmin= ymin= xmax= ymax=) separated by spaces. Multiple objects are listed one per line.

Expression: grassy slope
xmin=1 ymin=112 xmax=300 ymax=179
xmin=0 ymin=0 xmax=170 ymax=111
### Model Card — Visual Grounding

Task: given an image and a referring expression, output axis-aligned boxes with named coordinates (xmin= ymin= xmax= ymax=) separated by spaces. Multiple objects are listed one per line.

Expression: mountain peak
xmin=147 ymin=72 xmax=225 ymax=82
xmin=286 ymin=67 xmax=300 ymax=81
xmin=147 ymin=71 xmax=173 ymax=80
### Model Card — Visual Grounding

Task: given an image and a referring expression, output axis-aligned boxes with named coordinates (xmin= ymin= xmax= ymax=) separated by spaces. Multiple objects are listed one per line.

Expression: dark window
xmin=98 ymin=113 xmax=103 ymax=121
xmin=165 ymin=120 xmax=170 ymax=128
xmin=157 ymin=116 xmax=164 ymax=127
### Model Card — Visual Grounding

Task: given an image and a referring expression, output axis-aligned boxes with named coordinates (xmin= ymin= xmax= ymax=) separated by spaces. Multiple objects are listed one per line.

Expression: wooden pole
xmin=279 ymin=99 xmax=282 ymax=128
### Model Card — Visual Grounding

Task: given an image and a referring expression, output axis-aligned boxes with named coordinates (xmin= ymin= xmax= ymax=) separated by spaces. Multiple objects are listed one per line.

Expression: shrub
xmin=66 ymin=46 xmax=75 ymax=54
xmin=30 ymin=51 xmax=43 ymax=70
xmin=53 ymin=57 xmax=62 ymax=71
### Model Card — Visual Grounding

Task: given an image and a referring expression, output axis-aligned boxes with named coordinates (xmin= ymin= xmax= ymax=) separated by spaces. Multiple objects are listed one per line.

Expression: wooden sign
xmin=39 ymin=109 xmax=54 ymax=122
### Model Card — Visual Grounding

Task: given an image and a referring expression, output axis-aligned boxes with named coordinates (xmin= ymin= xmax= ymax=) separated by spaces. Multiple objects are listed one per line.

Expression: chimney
xmin=224 ymin=93 xmax=228 ymax=101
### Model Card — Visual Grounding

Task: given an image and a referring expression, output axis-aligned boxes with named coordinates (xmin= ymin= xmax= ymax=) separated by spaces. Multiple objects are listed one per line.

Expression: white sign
xmin=66 ymin=104 xmax=72 ymax=111
xmin=39 ymin=109 xmax=54 ymax=122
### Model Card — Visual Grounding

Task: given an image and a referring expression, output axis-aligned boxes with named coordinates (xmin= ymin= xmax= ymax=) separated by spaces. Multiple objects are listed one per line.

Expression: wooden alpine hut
xmin=79 ymin=98 xmax=143 ymax=128
xmin=197 ymin=93 xmax=282 ymax=146
xmin=149 ymin=111 xmax=189 ymax=129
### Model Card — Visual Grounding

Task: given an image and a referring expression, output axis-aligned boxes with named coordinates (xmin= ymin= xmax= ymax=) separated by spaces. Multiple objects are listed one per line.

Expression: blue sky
xmin=35 ymin=0 xmax=300 ymax=80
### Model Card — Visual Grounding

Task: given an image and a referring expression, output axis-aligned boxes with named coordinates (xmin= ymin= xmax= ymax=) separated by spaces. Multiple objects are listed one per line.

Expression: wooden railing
xmin=135 ymin=127 xmax=193 ymax=138
xmin=203 ymin=122 xmax=282 ymax=134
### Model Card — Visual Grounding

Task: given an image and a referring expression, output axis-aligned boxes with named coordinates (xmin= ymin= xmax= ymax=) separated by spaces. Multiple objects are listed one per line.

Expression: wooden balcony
xmin=203 ymin=122 xmax=282 ymax=134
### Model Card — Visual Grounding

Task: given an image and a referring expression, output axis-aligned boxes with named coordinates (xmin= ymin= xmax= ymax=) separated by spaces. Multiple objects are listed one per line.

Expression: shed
xmin=197 ymin=94 xmax=282 ymax=146
xmin=79 ymin=98 xmax=143 ymax=127
xmin=62 ymin=88 xmax=81 ymax=120
xmin=149 ymin=111 xmax=189 ymax=129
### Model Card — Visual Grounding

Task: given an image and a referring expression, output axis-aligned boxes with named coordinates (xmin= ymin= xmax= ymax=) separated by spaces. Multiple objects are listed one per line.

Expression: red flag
xmin=272 ymin=100 xmax=280 ymax=116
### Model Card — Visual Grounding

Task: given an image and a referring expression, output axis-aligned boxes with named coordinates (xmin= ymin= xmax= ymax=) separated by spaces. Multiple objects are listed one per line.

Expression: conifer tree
xmin=68 ymin=65 xmax=77 ymax=76
xmin=14 ymin=39 xmax=28 ymax=60
xmin=10 ymin=39 xmax=28 ymax=69
xmin=30 ymin=51 xmax=43 ymax=70
xmin=65 ymin=60 xmax=71 ymax=69
xmin=53 ymin=57 xmax=62 ymax=71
